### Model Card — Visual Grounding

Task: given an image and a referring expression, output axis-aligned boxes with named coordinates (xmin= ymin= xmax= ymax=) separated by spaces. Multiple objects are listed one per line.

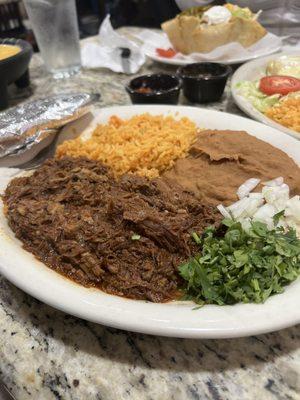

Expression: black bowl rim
xmin=0 ymin=38 xmax=33 ymax=66
xmin=177 ymin=62 xmax=232 ymax=81
xmin=126 ymin=73 xmax=182 ymax=97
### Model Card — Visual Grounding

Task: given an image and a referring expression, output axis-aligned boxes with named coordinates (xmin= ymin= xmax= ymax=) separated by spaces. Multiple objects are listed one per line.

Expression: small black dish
xmin=126 ymin=73 xmax=181 ymax=105
xmin=177 ymin=62 xmax=231 ymax=103
xmin=0 ymin=38 xmax=33 ymax=110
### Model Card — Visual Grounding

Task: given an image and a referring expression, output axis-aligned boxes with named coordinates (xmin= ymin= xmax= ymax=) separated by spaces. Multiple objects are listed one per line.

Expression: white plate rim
xmin=231 ymin=51 xmax=300 ymax=139
xmin=0 ymin=105 xmax=300 ymax=339
xmin=145 ymin=30 xmax=282 ymax=66
xmin=148 ymin=45 xmax=282 ymax=66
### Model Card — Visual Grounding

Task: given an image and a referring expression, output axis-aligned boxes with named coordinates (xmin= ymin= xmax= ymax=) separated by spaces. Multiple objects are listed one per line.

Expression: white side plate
xmin=231 ymin=51 xmax=300 ymax=140
xmin=144 ymin=30 xmax=281 ymax=66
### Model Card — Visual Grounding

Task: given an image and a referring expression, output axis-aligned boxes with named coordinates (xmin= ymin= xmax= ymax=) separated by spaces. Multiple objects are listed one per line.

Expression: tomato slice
xmin=156 ymin=48 xmax=177 ymax=58
xmin=259 ymin=75 xmax=300 ymax=96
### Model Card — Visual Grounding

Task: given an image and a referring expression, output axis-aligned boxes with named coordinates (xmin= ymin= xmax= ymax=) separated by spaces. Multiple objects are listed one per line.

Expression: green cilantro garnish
xmin=131 ymin=233 xmax=141 ymax=241
xmin=179 ymin=220 xmax=300 ymax=305
xmin=192 ymin=232 xmax=201 ymax=244
xmin=273 ymin=210 xmax=285 ymax=226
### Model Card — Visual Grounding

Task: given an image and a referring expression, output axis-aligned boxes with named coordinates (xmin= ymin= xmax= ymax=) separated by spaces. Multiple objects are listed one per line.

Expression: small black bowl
xmin=0 ymin=38 xmax=33 ymax=110
xmin=177 ymin=62 xmax=231 ymax=103
xmin=126 ymin=74 xmax=181 ymax=105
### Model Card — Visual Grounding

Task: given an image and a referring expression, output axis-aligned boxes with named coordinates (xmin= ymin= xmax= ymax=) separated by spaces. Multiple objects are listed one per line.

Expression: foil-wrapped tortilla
xmin=0 ymin=93 xmax=99 ymax=159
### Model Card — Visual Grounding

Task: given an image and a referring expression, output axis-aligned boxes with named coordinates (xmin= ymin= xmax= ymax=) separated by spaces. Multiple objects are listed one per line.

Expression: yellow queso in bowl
xmin=0 ymin=44 xmax=21 ymax=61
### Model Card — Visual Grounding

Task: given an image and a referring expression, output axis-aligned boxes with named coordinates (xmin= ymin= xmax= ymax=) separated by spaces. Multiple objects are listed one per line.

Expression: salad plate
xmin=231 ymin=52 xmax=300 ymax=140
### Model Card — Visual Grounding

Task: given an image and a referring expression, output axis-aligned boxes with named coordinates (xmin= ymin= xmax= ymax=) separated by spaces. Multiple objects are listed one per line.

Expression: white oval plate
xmin=1 ymin=105 xmax=300 ymax=339
xmin=144 ymin=31 xmax=281 ymax=66
xmin=231 ymin=51 xmax=300 ymax=140
xmin=148 ymin=46 xmax=281 ymax=66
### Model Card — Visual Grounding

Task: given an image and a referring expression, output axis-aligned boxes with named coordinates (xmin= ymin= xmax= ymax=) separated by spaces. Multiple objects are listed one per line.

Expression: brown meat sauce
xmin=3 ymin=157 xmax=220 ymax=302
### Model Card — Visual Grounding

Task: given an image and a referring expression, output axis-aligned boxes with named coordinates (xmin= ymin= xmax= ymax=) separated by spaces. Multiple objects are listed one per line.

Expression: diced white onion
xmin=227 ymin=197 xmax=250 ymax=219
xmin=263 ymin=177 xmax=284 ymax=187
xmin=252 ymin=203 xmax=277 ymax=229
xmin=246 ymin=197 xmax=265 ymax=217
xmin=227 ymin=196 xmax=264 ymax=219
xmin=248 ymin=192 xmax=264 ymax=199
xmin=285 ymin=196 xmax=300 ymax=223
xmin=217 ymin=204 xmax=232 ymax=219
xmin=237 ymin=178 xmax=261 ymax=199
xmin=240 ymin=217 xmax=252 ymax=232
xmin=262 ymin=184 xmax=289 ymax=210
xmin=215 ymin=177 xmax=300 ymax=237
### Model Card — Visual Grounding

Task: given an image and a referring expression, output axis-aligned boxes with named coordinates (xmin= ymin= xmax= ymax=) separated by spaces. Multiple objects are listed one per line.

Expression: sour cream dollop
xmin=202 ymin=6 xmax=232 ymax=25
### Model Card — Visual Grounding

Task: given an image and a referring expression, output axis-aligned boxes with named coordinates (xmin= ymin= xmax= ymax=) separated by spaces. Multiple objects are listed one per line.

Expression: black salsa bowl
xmin=126 ymin=73 xmax=181 ymax=105
xmin=0 ymin=38 xmax=33 ymax=110
xmin=177 ymin=62 xmax=232 ymax=103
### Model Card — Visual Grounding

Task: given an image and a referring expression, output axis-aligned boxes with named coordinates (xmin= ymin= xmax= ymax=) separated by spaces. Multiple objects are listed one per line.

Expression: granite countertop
xmin=1 ymin=29 xmax=300 ymax=400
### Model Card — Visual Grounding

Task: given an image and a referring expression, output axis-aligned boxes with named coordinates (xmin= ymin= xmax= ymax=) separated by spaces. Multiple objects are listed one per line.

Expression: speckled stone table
xmin=1 ymin=29 xmax=300 ymax=400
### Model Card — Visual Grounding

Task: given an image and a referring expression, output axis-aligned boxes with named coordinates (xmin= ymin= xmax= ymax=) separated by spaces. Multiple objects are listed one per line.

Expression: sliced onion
xmin=217 ymin=204 xmax=232 ymax=219
xmin=237 ymin=178 xmax=261 ymax=199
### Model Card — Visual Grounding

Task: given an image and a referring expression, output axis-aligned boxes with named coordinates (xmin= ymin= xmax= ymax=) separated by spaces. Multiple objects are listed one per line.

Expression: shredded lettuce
xmin=236 ymin=81 xmax=280 ymax=112
xmin=225 ymin=4 xmax=253 ymax=20
xmin=179 ymin=5 xmax=211 ymax=18
xmin=266 ymin=56 xmax=300 ymax=79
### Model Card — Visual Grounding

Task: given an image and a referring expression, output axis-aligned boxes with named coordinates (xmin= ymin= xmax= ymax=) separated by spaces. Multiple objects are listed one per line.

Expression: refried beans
xmin=163 ymin=130 xmax=300 ymax=205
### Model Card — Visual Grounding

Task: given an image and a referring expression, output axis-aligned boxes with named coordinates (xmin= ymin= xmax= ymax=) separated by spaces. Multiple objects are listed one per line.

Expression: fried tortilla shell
xmin=161 ymin=15 xmax=267 ymax=54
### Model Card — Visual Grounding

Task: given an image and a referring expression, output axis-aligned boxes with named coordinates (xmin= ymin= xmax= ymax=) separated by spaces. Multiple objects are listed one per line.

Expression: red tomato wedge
xmin=259 ymin=75 xmax=300 ymax=96
xmin=156 ymin=48 xmax=177 ymax=58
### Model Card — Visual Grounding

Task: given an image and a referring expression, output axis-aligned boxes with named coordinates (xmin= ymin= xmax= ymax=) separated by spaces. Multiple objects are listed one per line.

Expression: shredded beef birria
xmin=3 ymin=157 xmax=220 ymax=302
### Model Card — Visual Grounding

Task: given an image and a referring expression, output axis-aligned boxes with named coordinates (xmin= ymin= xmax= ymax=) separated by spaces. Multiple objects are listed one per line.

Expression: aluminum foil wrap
xmin=0 ymin=93 xmax=99 ymax=159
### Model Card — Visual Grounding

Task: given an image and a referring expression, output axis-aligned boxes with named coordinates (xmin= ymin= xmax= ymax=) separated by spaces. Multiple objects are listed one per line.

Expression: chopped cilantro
xmin=192 ymin=232 xmax=201 ymax=244
xmin=131 ymin=234 xmax=141 ymax=241
xmin=179 ymin=220 xmax=300 ymax=305
xmin=273 ymin=210 xmax=285 ymax=226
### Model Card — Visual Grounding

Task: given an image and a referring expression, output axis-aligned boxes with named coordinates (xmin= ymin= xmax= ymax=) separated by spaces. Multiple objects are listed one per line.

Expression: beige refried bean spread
xmin=163 ymin=130 xmax=300 ymax=206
